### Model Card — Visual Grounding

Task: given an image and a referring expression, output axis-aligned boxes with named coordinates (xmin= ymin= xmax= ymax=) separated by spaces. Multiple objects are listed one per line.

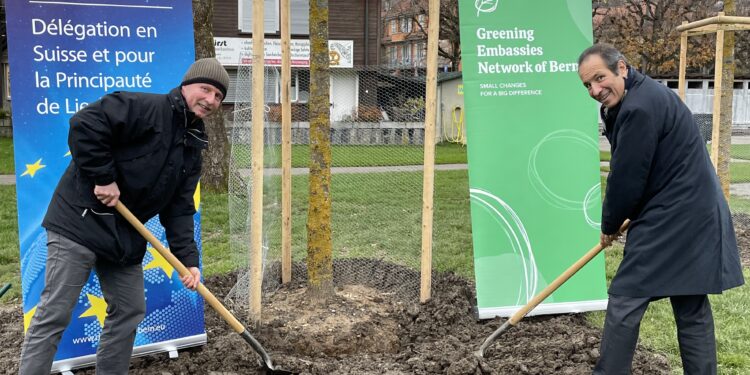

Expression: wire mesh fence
xmin=728 ymin=124 xmax=750 ymax=238
xmin=225 ymin=64 xmax=471 ymax=309
xmin=689 ymin=114 xmax=750 ymax=249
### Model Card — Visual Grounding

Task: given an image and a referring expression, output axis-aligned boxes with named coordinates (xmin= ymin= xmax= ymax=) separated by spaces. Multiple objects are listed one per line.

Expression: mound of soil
xmin=0 ymin=260 xmax=671 ymax=374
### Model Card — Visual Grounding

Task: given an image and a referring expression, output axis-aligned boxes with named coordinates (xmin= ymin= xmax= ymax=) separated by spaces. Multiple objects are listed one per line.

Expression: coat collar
xmin=167 ymin=86 xmax=204 ymax=129
xmin=168 ymin=86 xmax=188 ymax=114
xmin=601 ymin=66 xmax=642 ymax=123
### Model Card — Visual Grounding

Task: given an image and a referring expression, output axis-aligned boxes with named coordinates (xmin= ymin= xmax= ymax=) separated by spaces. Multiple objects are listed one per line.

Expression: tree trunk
xmin=718 ymin=0 xmax=735 ymax=199
xmin=306 ymin=0 xmax=334 ymax=299
xmin=193 ymin=0 xmax=230 ymax=192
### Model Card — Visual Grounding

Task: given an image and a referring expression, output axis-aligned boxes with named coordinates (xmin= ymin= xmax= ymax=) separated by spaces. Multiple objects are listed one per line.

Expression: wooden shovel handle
xmin=115 ymin=201 xmax=246 ymax=334
xmin=508 ymin=219 xmax=631 ymax=325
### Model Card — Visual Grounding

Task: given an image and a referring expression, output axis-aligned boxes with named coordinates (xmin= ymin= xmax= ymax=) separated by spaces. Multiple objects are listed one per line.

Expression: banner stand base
xmin=51 ymin=333 xmax=206 ymax=374
xmin=477 ymin=300 xmax=608 ymax=320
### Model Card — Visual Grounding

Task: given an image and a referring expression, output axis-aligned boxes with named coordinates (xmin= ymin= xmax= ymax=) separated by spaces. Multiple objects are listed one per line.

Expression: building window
xmin=416 ymin=42 xmax=426 ymax=61
xmin=417 ymin=14 xmax=427 ymax=28
xmin=388 ymin=46 xmax=397 ymax=66
xmin=290 ymin=0 xmax=310 ymax=35
xmin=402 ymin=44 xmax=410 ymax=64
xmin=239 ymin=0 xmax=280 ymax=33
xmin=390 ymin=20 xmax=397 ymax=34
xmin=400 ymin=17 xmax=411 ymax=33
xmin=384 ymin=0 xmax=390 ymax=11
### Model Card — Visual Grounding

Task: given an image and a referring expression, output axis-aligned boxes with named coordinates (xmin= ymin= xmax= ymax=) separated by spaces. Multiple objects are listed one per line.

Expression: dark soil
xmin=0 ymin=260 xmax=672 ymax=375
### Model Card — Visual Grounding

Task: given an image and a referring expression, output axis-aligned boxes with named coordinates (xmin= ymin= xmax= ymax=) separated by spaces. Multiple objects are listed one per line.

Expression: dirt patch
xmin=0 ymin=260 xmax=670 ymax=374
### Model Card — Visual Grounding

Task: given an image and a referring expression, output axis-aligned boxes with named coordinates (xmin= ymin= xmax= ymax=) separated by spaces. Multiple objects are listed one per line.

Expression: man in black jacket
xmin=19 ymin=58 xmax=229 ymax=375
xmin=578 ymin=44 xmax=744 ymax=374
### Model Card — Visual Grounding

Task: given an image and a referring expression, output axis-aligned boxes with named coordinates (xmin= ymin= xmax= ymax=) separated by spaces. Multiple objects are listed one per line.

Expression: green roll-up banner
xmin=458 ymin=0 xmax=607 ymax=319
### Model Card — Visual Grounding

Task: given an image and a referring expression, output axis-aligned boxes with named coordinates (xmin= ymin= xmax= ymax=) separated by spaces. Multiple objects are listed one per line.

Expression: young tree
xmin=307 ymin=0 xmax=334 ymax=299
xmin=734 ymin=0 xmax=750 ymax=75
xmin=717 ymin=0 xmax=736 ymax=197
xmin=192 ymin=0 xmax=230 ymax=192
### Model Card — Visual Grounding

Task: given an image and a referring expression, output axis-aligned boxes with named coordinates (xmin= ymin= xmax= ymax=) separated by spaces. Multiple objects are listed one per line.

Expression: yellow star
xmin=79 ymin=294 xmax=108 ymax=327
xmin=23 ymin=306 xmax=37 ymax=333
xmin=193 ymin=182 xmax=201 ymax=211
xmin=144 ymin=247 xmax=175 ymax=279
xmin=20 ymin=158 xmax=46 ymax=178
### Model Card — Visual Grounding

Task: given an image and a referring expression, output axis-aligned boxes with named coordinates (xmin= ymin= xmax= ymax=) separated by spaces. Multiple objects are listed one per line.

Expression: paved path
xmin=0 ymin=164 xmax=472 ymax=186
xmin=731 ymin=183 xmax=750 ymax=198
xmin=599 ymin=135 xmax=611 ymax=152
xmin=246 ymin=163 xmax=469 ymax=177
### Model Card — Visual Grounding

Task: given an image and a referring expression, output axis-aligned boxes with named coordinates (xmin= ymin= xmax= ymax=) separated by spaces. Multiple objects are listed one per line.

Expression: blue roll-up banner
xmin=6 ymin=1 xmax=206 ymax=372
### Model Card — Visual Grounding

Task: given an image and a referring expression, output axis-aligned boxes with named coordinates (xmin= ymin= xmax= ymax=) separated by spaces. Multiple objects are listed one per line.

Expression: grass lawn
xmin=0 ymin=185 xmax=19 ymax=302
xmin=0 ymin=137 xmax=13 ymax=174
xmin=730 ymin=195 xmax=750 ymax=215
xmin=731 ymin=144 xmax=750 ymax=161
xmin=232 ymin=143 xmax=468 ymax=168
xmin=730 ymin=162 xmax=750 ymax=183
xmin=256 ymin=170 xmax=473 ymax=276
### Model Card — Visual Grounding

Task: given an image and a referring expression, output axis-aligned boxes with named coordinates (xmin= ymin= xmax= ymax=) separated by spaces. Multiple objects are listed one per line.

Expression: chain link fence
xmin=726 ymin=119 xmax=750 ymax=244
xmin=687 ymin=114 xmax=750 ymax=258
xmin=225 ymin=64 xmax=472 ymax=308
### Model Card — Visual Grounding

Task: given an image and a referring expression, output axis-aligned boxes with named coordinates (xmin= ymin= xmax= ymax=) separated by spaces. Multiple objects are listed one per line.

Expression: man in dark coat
xmin=19 ymin=58 xmax=229 ymax=375
xmin=578 ymin=43 xmax=744 ymax=374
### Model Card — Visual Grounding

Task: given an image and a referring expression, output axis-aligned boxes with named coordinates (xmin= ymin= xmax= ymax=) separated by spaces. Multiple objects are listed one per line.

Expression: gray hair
xmin=577 ymin=43 xmax=628 ymax=74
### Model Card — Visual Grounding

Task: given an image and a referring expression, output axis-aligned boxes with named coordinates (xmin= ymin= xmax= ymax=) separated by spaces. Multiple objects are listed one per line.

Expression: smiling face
xmin=578 ymin=54 xmax=628 ymax=109
xmin=181 ymin=83 xmax=223 ymax=118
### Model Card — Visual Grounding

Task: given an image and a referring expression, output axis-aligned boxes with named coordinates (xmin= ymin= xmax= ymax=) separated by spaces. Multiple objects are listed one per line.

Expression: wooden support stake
xmin=711 ymin=26 xmax=725 ymax=171
xmin=250 ymin=0 xmax=265 ymax=325
xmin=420 ymin=0 xmax=440 ymax=303
xmin=280 ymin=0 xmax=292 ymax=284
xmin=678 ymin=23 xmax=688 ymax=101
xmin=677 ymin=14 xmax=750 ymax=32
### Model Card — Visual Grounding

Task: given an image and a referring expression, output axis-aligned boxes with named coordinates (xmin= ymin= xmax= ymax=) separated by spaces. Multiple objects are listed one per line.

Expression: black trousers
xmin=593 ymin=294 xmax=716 ymax=375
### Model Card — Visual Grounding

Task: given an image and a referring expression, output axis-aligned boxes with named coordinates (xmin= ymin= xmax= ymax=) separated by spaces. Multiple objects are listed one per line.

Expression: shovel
xmin=476 ymin=220 xmax=630 ymax=358
xmin=115 ymin=202 xmax=293 ymax=374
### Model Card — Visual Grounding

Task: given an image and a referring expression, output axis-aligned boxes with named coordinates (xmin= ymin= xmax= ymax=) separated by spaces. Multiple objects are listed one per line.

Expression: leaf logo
xmin=475 ymin=0 xmax=499 ymax=16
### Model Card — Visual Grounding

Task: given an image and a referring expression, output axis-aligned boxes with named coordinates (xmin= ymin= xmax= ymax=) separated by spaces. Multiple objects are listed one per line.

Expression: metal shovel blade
xmin=240 ymin=330 xmax=295 ymax=374
xmin=475 ymin=320 xmax=512 ymax=358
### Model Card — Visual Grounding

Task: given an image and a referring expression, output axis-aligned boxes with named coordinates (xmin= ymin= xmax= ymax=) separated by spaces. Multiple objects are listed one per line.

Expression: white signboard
xmin=214 ymin=37 xmax=354 ymax=68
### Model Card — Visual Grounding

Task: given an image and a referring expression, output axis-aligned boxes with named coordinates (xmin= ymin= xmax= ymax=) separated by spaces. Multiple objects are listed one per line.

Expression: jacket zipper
xmin=90 ymin=208 xmax=114 ymax=216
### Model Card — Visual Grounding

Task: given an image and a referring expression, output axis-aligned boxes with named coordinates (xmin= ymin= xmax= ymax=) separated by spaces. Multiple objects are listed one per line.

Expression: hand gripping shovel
xmin=115 ymin=202 xmax=292 ymax=374
xmin=476 ymin=220 xmax=630 ymax=358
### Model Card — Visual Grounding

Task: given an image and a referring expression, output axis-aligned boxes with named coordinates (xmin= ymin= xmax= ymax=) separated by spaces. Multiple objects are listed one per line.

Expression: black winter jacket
xmin=601 ymin=68 xmax=743 ymax=297
xmin=42 ymin=87 xmax=206 ymax=267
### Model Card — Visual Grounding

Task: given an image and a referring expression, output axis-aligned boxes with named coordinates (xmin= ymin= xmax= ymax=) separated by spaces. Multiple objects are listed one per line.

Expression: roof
xmin=437 ymin=71 xmax=462 ymax=83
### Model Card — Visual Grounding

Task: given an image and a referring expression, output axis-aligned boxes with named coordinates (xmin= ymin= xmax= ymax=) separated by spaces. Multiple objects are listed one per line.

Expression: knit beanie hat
xmin=181 ymin=57 xmax=230 ymax=100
